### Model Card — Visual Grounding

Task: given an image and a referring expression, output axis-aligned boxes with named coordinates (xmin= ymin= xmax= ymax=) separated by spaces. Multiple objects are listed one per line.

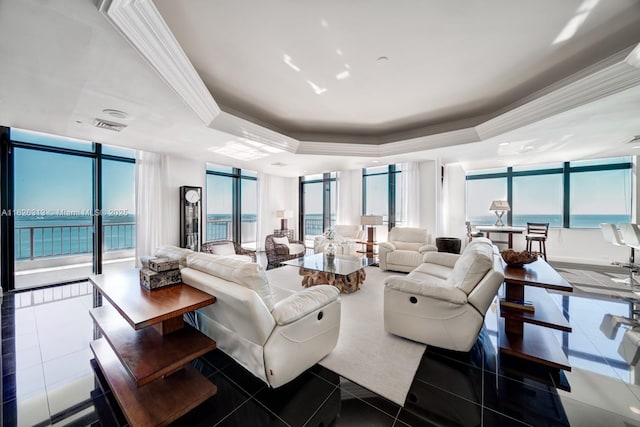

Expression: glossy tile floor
xmin=3 ymin=265 xmax=640 ymax=426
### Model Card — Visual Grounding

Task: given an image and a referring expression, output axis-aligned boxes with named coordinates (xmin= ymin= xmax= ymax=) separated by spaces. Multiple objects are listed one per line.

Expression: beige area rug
xmin=266 ymin=265 xmax=427 ymax=406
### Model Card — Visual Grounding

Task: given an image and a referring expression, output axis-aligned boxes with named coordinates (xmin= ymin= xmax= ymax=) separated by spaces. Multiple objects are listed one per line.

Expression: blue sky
xmin=14 ymin=148 xmax=135 ymax=214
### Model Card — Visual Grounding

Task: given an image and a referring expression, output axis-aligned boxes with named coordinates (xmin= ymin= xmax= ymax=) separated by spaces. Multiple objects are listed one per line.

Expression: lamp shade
xmin=276 ymin=210 xmax=293 ymax=218
xmin=361 ymin=215 xmax=383 ymax=226
xmin=489 ymin=200 xmax=510 ymax=211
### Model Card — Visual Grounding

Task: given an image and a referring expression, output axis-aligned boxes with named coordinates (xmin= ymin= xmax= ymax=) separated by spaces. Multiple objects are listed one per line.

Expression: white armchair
xmin=378 ymin=227 xmax=437 ymax=272
xmin=314 ymin=225 xmax=364 ymax=255
xmin=383 ymin=238 xmax=504 ymax=351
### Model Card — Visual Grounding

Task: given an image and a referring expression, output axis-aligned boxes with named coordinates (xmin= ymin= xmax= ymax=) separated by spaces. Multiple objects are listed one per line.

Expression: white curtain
xmin=256 ymin=172 xmax=271 ymax=251
xmin=400 ymin=162 xmax=421 ymax=227
xmin=135 ymin=150 xmax=169 ymax=265
xmin=337 ymin=169 xmax=362 ymax=225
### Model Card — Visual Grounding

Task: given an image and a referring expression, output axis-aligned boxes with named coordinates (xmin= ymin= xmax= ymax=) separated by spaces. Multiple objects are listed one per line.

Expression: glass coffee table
xmin=282 ymin=253 xmax=374 ymax=293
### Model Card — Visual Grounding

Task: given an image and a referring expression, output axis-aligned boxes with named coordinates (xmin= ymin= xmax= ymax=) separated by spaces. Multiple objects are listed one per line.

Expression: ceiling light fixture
xmin=626 ymin=135 xmax=640 ymax=144
xmin=93 ymin=118 xmax=127 ymax=132
xmin=499 ymin=142 xmax=510 ymax=146
xmin=376 ymin=56 xmax=389 ymax=63
xmin=102 ymin=108 xmax=128 ymax=119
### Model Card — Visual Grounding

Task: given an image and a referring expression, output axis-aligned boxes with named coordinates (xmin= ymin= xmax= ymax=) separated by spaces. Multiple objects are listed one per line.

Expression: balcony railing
xmin=15 ymin=223 xmax=136 ymax=260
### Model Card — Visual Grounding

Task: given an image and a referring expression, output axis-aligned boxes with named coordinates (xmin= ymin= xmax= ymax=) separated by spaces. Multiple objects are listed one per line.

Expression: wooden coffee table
xmin=90 ymin=269 xmax=218 ymax=427
xmin=283 ymin=253 xmax=374 ymax=293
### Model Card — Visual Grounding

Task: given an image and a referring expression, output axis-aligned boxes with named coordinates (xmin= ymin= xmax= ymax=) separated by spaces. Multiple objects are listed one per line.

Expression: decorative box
xmin=139 ymin=268 xmax=181 ymax=290
xmin=148 ymin=257 xmax=180 ymax=273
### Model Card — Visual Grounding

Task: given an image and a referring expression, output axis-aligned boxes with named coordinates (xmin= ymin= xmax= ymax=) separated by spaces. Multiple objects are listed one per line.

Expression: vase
xmin=325 ymin=241 xmax=337 ymax=258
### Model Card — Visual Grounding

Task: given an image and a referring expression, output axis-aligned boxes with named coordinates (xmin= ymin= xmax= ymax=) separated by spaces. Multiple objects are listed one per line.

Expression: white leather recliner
xmin=378 ymin=227 xmax=437 ymax=272
xmin=180 ymin=252 xmax=341 ymax=388
xmin=383 ymin=238 xmax=504 ymax=351
xmin=314 ymin=225 xmax=364 ymax=255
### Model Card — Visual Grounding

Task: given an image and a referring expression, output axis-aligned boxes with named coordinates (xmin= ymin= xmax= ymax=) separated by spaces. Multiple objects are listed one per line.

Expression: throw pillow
xmin=210 ymin=242 xmax=236 ymax=256
xmin=273 ymin=236 xmax=289 ymax=246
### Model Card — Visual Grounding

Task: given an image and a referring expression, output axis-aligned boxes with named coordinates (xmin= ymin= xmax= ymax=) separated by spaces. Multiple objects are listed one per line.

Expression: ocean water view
xmin=14 ymin=214 xmax=135 ymax=260
xmin=469 ymin=214 xmax=631 ymax=228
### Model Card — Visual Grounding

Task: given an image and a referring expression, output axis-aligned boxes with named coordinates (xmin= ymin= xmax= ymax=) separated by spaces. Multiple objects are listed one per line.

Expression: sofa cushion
xmin=387 ymin=250 xmax=424 ymax=268
xmin=187 ymin=252 xmax=274 ymax=311
xmin=390 ymin=227 xmax=429 ymax=243
xmin=154 ymin=245 xmax=194 ymax=268
xmin=208 ymin=242 xmax=236 ymax=256
xmin=411 ymin=262 xmax=453 ymax=280
xmin=446 ymin=242 xmax=494 ymax=294
xmin=394 ymin=241 xmax=423 ymax=251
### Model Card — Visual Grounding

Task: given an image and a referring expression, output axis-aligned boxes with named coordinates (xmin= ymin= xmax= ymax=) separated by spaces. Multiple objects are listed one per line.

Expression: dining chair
xmin=525 ymin=222 xmax=549 ymax=260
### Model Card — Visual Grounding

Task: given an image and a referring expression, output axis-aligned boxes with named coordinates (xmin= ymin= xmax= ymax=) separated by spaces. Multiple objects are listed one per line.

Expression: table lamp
xmin=361 ymin=215 xmax=384 ymax=243
xmin=489 ymin=200 xmax=510 ymax=227
xmin=276 ymin=210 xmax=292 ymax=230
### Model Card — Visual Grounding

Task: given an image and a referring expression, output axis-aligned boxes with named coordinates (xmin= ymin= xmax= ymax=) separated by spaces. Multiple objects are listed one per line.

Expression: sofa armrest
xmin=384 ymin=276 xmax=467 ymax=304
xmin=419 ymin=244 xmax=438 ymax=254
xmin=378 ymin=242 xmax=396 ymax=252
xmin=422 ymin=251 xmax=460 ymax=267
xmin=271 ymin=285 xmax=340 ymax=325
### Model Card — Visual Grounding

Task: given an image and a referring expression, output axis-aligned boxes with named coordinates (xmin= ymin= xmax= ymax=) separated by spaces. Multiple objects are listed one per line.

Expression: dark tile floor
xmin=3 ymin=266 xmax=640 ymax=426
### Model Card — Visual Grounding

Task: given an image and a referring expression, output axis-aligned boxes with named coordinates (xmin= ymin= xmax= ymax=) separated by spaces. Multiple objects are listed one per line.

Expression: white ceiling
xmin=0 ymin=0 xmax=639 ymax=177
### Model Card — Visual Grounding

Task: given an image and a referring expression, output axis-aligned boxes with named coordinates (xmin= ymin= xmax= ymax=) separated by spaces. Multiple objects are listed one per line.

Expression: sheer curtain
xmin=135 ymin=150 xmax=169 ymax=265
xmin=256 ymin=172 xmax=272 ymax=251
xmin=400 ymin=162 xmax=421 ymax=227
xmin=337 ymin=169 xmax=362 ymax=225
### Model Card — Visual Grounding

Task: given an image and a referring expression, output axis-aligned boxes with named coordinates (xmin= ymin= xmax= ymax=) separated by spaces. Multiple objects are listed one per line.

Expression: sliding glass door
xmin=13 ymin=148 xmax=93 ymax=288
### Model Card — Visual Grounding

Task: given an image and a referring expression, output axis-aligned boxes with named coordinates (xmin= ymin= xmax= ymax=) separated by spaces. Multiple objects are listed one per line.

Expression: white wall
xmin=165 ymin=155 xmax=206 ymax=246
xmin=419 ymin=160 xmax=438 ymax=239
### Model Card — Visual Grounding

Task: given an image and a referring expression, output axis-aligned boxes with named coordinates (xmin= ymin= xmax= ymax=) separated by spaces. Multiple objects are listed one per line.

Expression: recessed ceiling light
xmin=499 ymin=142 xmax=510 ymax=146
xmin=75 ymin=120 xmax=82 ymax=124
xmin=630 ymin=405 xmax=640 ymax=414
xmin=271 ymin=162 xmax=287 ymax=167
xmin=376 ymin=56 xmax=389 ymax=63
xmin=632 ymin=145 xmax=640 ymax=149
xmin=372 ymin=160 xmax=379 ymax=163
xmin=102 ymin=109 xmax=128 ymax=119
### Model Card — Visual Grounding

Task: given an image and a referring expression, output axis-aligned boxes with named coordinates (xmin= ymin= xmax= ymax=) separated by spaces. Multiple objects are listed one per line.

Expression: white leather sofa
xmin=378 ymin=227 xmax=437 ymax=272
xmin=314 ymin=225 xmax=364 ymax=255
xmin=383 ymin=237 xmax=504 ymax=351
xmin=180 ymin=252 xmax=341 ymax=388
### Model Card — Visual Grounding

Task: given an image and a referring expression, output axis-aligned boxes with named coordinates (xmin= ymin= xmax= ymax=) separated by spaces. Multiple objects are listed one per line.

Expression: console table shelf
xmin=90 ymin=305 xmax=217 ymax=387
xmin=499 ymin=258 xmax=573 ymax=372
xmin=91 ymin=338 xmax=217 ymax=427
xmin=90 ymin=269 xmax=218 ymax=427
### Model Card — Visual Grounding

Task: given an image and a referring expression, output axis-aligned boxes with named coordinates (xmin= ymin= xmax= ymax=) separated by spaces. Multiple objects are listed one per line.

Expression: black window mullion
xmin=93 ymin=144 xmax=103 ymax=275
xmin=506 ymin=167 xmax=513 ymax=226
xmin=389 ymin=165 xmax=397 ymax=230
xmin=1 ymin=126 xmax=14 ymax=293
xmin=563 ymin=162 xmax=570 ymax=228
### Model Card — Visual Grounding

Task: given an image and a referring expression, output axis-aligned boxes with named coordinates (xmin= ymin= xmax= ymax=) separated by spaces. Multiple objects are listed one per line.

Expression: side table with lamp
xmin=358 ymin=215 xmax=383 ymax=260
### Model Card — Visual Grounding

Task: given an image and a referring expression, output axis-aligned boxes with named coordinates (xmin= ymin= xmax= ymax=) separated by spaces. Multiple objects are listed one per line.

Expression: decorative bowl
xmin=501 ymin=249 xmax=538 ymax=267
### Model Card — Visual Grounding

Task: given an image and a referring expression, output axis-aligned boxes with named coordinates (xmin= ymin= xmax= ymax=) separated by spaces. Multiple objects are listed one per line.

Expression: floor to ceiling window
xmin=465 ymin=156 xmax=632 ymax=228
xmin=362 ymin=164 xmax=403 ymax=228
xmin=205 ymin=165 xmax=257 ymax=247
xmin=1 ymin=128 xmax=136 ymax=291
xmin=300 ymin=173 xmax=336 ymax=242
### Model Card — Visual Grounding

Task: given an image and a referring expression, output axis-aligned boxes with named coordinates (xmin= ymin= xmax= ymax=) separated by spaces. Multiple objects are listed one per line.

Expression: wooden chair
xmin=525 ymin=222 xmax=549 ymax=260
xmin=201 ymin=240 xmax=257 ymax=263
xmin=465 ymin=221 xmax=484 ymax=243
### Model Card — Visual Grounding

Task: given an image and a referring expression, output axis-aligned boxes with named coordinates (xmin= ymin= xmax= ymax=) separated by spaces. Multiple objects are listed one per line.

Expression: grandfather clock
xmin=180 ymin=186 xmax=201 ymax=251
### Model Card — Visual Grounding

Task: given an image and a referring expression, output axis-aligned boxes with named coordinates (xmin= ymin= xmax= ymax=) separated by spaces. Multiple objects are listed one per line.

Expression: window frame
xmin=465 ymin=159 xmax=633 ymax=228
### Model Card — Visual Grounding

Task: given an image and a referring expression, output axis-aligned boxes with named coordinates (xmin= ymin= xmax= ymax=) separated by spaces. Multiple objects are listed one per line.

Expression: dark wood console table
xmin=90 ymin=269 xmax=218 ymax=427
xmin=477 ymin=225 xmax=526 ymax=248
xmin=499 ymin=258 xmax=573 ymax=371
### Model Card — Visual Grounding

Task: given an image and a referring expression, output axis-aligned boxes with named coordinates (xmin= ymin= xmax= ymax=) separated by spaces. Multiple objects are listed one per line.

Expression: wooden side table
xmin=356 ymin=240 xmax=378 ymax=258
xmin=90 ymin=269 xmax=218 ymax=427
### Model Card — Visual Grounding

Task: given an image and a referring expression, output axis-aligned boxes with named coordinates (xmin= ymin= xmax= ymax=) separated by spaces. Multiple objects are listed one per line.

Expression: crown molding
xmin=100 ymin=0 xmax=220 ymax=126
xmin=100 ymin=3 xmax=640 ymax=159
xmin=477 ymin=45 xmax=640 ymax=140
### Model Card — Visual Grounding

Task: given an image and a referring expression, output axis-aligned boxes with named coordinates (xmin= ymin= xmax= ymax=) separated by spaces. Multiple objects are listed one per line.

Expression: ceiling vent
xmin=93 ymin=118 xmax=127 ymax=132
